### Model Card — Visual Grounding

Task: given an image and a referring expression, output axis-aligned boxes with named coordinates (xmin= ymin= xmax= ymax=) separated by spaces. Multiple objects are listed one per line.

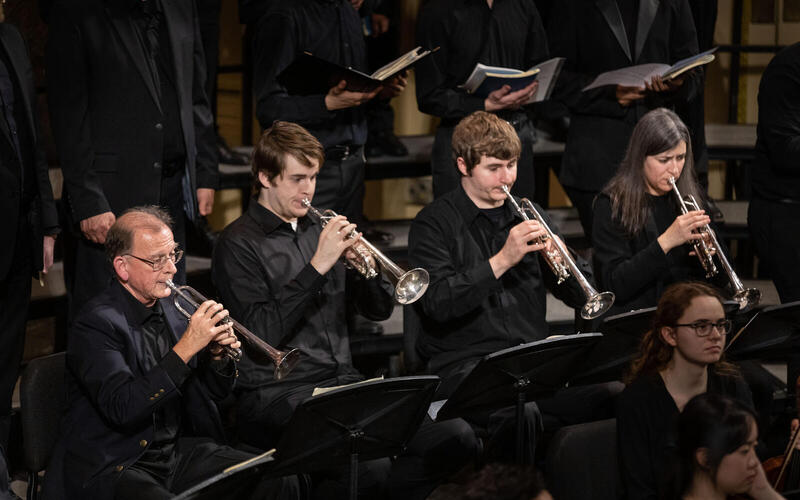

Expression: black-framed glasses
xmin=126 ymin=247 xmax=184 ymax=271
xmin=673 ymin=319 xmax=732 ymax=337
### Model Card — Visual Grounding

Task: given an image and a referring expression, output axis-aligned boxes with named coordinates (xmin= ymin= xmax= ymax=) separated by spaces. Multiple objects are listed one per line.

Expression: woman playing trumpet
xmin=592 ymin=108 xmax=725 ymax=315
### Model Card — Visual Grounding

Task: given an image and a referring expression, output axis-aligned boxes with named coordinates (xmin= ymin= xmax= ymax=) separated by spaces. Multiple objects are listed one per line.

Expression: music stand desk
xmin=271 ymin=376 xmax=440 ymax=500
xmin=726 ymin=301 xmax=800 ymax=360
xmin=173 ymin=450 xmax=275 ymax=500
xmin=432 ymin=333 xmax=602 ymax=462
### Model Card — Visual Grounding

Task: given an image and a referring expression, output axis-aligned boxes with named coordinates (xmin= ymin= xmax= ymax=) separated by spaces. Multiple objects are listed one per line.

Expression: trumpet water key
xmin=302 ymin=199 xmax=429 ymax=304
xmin=668 ymin=176 xmax=760 ymax=310
xmin=501 ymin=186 xmax=615 ymax=320
xmin=165 ymin=280 xmax=301 ymax=380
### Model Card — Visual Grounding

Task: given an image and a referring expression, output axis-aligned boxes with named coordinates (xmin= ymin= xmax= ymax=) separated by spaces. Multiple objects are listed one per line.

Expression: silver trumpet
xmin=668 ymin=177 xmax=760 ymax=310
xmin=301 ymin=199 xmax=429 ymax=304
xmin=165 ymin=280 xmax=301 ymax=380
xmin=501 ymin=186 xmax=616 ymax=319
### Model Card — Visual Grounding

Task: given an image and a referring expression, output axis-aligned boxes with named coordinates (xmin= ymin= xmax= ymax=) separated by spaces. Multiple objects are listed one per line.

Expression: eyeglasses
xmin=673 ymin=319 xmax=732 ymax=337
xmin=126 ymin=247 xmax=184 ymax=271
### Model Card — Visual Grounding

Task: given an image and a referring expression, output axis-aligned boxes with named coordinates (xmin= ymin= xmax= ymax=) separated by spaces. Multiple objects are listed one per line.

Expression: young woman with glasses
xmin=616 ymin=281 xmax=754 ymax=500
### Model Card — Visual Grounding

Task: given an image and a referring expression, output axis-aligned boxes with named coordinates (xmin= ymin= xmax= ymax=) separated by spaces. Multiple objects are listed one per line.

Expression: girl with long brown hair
xmin=616 ymin=282 xmax=753 ymax=500
xmin=592 ymin=108 xmax=723 ymax=315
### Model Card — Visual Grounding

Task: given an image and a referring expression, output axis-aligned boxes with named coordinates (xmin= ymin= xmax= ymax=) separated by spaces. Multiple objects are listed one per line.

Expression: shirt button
xmin=153 ymin=161 xmax=161 ymax=169
xmin=155 ymin=122 xmax=163 ymax=131
xmin=115 ymin=465 xmax=124 ymax=472
xmin=139 ymin=439 xmax=148 ymax=448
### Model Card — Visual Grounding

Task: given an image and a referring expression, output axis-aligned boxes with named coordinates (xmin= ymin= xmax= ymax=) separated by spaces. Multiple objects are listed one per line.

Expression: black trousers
xmin=313 ymin=146 xmax=366 ymax=225
xmin=0 ymin=218 xmax=32 ymax=454
xmin=431 ymin=117 xmax=537 ymax=203
xmin=114 ymin=437 xmax=300 ymax=500
xmin=64 ymin=169 xmax=188 ymax=321
xmin=237 ymin=377 xmax=479 ymax=500
xmin=749 ymin=197 xmax=800 ymax=303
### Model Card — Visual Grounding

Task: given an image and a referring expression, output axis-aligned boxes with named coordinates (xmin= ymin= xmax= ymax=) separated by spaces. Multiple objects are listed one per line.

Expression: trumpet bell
xmin=394 ymin=268 xmax=430 ymax=305
xmin=275 ymin=348 xmax=302 ymax=380
xmin=581 ymin=291 xmax=616 ymax=320
xmin=733 ymin=288 xmax=761 ymax=311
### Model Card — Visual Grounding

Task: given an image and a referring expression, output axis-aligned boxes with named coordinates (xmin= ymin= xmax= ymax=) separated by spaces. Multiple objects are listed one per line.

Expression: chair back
xmin=546 ymin=418 xmax=620 ymax=500
xmin=20 ymin=352 xmax=66 ymax=474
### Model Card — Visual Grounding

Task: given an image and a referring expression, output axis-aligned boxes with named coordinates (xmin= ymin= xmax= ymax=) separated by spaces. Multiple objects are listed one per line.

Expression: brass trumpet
xmin=668 ymin=177 xmax=760 ymax=310
xmin=301 ymin=199 xmax=429 ymax=305
xmin=501 ymin=186 xmax=616 ymax=319
xmin=165 ymin=280 xmax=301 ymax=380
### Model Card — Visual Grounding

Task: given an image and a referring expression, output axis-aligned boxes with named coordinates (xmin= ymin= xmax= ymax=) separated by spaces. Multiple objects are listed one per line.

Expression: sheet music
xmin=427 ymin=399 xmax=447 ymax=420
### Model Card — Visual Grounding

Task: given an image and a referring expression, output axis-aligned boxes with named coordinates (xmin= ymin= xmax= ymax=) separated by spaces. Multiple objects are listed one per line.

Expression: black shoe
xmin=217 ymin=135 xmax=249 ymax=166
xmin=706 ymin=198 xmax=725 ymax=224
xmin=363 ymin=227 xmax=395 ymax=246
xmin=365 ymin=131 xmax=409 ymax=158
xmin=349 ymin=315 xmax=384 ymax=336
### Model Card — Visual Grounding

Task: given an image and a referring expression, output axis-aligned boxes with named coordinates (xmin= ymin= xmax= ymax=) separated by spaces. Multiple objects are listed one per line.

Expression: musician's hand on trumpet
xmin=173 ymin=300 xmax=238 ymax=364
xmin=489 ymin=219 xmax=548 ymax=278
xmin=309 ymin=215 xmax=359 ymax=275
xmin=657 ymin=209 xmax=711 ymax=254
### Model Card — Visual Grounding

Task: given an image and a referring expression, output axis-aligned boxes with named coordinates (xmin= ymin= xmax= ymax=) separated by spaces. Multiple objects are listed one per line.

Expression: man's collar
xmin=454 ymin=184 xmax=521 ymax=226
xmin=115 ymin=279 xmax=161 ymax=326
xmin=246 ymin=199 xmax=314 ymax=235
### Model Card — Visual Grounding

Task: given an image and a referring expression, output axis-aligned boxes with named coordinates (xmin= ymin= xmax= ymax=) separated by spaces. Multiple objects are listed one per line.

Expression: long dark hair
xmin=661 ymin=393 xmax=757 ymax=499
xmin=625 ymin=282 xmax=739 ymax=384
xmin=602 ymin=108 xmax=704 ymax=236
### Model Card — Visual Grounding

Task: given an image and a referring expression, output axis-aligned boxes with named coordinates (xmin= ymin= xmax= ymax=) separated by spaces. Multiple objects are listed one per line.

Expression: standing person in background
xmin=547 ymin=0 xmax=701 ymax=237
xmin=47 ymin=0 xmax=219 ymax=319
xmin=251 ymin=0 xmax=405 ymax=242
xmin=749 ymin=42 xmax=800 ymax=304
xmin=0 ymin=19 xmax=58 ymax=496
xmin=415 ymin=0 xmax=548 ymax=202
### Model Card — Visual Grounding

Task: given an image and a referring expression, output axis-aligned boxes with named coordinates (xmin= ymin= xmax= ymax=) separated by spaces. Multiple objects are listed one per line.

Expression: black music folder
xmin=278 ymin=47 xmax=434 ymax=95
xmin=270 ymin=376 xmax=439 ymax=500
xmin=172 ymin=450 xmax=275 ymax=499
xmin=725 ymin=301 xmax=800 ymax=360
xmin=571 ymin=307 xmax=656 ymax=385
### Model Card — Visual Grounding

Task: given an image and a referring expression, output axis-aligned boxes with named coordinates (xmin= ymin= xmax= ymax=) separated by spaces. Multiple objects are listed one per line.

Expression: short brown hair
xmin=251 ymin=121 xmax=325 ymax=195
xmin=105 ymin=206 xmax=173 ymax=261
xmin=451 ymin=111 xmax=521 ymax=175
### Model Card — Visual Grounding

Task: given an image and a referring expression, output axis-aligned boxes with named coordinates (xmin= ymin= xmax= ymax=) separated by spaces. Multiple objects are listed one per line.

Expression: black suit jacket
xmin=43 ymin=281 xmax=234 ymax=499
xmin=0 ymin=23 xmax=58 ymax=281
xmin=46 ymin=0 xmax=217 ymax=225
xmin=548 ymin=0 xmax=700 ymax=192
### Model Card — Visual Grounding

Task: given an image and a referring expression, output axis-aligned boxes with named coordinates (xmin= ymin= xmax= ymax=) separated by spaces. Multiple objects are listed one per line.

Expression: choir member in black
xmin=663 ymin=394 xmax=782 ymax=500
xmin=547 ymin=0 xmax=701 ymax=236
xmin=212 ymin=121 xmax=478 ymax=500
xmin=592 ymin=108 xmax=718 ymax=315
xmin=415 ymin=0 xmax=548 ymax=201
xmin=0 ymin=20 xmax=59 ymax=492
xmin=749 ymin=42 xmax=800 ymax=304
xmin=408 ymin=111 xmax=619 ymax=463
xmin=42 ymin=207 xmax=298 ymax=500
xmin=617 ymin=282 xmax=753 ymax=500
xmin=251 ymin=0 xmax=404 ymax=228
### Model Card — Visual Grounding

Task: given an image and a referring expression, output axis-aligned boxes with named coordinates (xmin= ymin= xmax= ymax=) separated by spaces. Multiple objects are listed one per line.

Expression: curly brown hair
xmin=251 ymin=121 xmax=325 ymax=196
xmin=625 ymin=282 xmax=739 ymax=384
xmin=451 ymin=111 xmax=521 ymax=175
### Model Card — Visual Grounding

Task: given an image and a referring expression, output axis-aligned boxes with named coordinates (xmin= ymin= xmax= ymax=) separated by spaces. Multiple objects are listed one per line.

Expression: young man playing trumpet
xmin=43 ymin=206 xmax=299 ymax=500
xmin=407 ymin=111 xmax=621 ymax=460
xmin=212 ymin=121 xmax=477 ymax=500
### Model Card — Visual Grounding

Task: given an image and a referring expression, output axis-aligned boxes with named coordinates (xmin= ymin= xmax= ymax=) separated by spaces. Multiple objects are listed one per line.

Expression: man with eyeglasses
xmin=42 ymin=206 xmax=300 ymax=500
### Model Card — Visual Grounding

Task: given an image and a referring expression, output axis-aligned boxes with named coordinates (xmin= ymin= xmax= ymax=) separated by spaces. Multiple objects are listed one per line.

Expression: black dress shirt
xmin=592 ymin=193 xmax=726 ymax=314
xmin=407 ymin=186 xmax=584 ymax=381
xmin=252 ymin=0 xmax=367 ymax=148
xmin=212 ymin=201 xmax=394 ymax=401
xmin=0 ymin=44 xmax=35 ymax=207
xmin=753 ymin=42 xmax=800 ymax=202
xmin=617 ymin=370 xmax=753 ymax=500
xmin=415 ymin=0 xmax=549 ymax=125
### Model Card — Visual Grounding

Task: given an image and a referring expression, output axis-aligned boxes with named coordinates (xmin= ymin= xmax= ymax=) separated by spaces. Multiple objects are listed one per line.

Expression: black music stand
xmin=432 ymin=333 xmax=602 ymax=463
xmin=725 ymin=301 xmax=800 ymax=360
xmin=172 ymin=450 xmax=275 ymax=500
xmin=570 ymin=307 xmax=656 ymax=385
xmin=270 ymin=376 xmax=440 ymax=500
